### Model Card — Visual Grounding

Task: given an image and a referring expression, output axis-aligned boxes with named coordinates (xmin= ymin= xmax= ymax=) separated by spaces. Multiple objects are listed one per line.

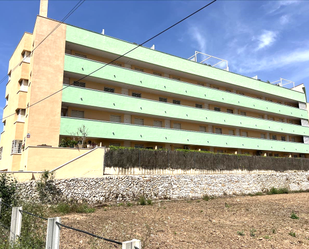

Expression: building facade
xmin=1 ymin=12 xmax=309 ymax=172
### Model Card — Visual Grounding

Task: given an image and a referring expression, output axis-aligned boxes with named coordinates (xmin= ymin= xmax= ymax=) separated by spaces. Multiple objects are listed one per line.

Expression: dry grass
xmin=58 ymin=193 xmax=309 ymax=248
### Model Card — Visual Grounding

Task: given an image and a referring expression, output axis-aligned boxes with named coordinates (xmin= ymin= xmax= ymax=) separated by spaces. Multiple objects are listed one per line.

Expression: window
xmin=241 ymin=131 xmax=248 ymax=137
xmin=132 ymin=92 xmax=141 ymax=98
xmin=274 ymin=154 xmax=279 ymax=157
xmin=238 ymin=92 xmax=245 ymax=95
xmin=110 ymin=115 xmax=121 ymax=123
xmin=16 ymin=109 xmax=26 ymax=122
xmin=2 ymin=120 xmax=6 ymax=132
xmin=71 ymin=110 xmax=84 ymax=118
xmin=61 ymin=107 xmax=68 ymax=116
xmin=134 ymin=67 xmax=144 ymax=72
xmin=240 ymin=111 xmax=246 ymax=116
xmin=0 ymin=147 xmax=2 ymax=160
xmin=197 ymin=83 xmax=204 ymax=86
xmin=11 ymin=140 xmax=22 ymax=154
xmin=258 ymin=115 xmax=263 ymax=119
xmin=281 ymin=136 xmax=286 ymax=141
xmin=134 ymin=118 xmax=144 ymax=125
xmin=159 ymin=97 xmax=167 ymax=102
xmin=171 ymin=76 xmax=180 ymax=81
xmin=110 ymin=143 xmax=120 ymax=147
xmin=5 ymin=95 xmax=9 ymax=106
xmin=8 ymin=72 xmax=11 ymax=82
xmin=173 ymin=123 xmax=181 ymax=129
xmin=269 ymin=117 xmax=274 ymax=121
xmin=75 ymin=53 xmax=87 ymax=58
xmin=104 ymin=87 xmax=115 ymax=93
xmin=112 ymin=62 xmax=122 ymax=67
xmin=226 ymin=89 xmax=232 ymax=92
xmin=279 ymin=118 xmax=284 ymax=122
xmin=153 ymin=72 xmax=162 ymax=76
xmin=195 ymin=104 xmax=202 ymax=108
xmin=153 ymin=120 xmax=162 ymax=127
xmin=272 ymin=135 xmax=277 ymax=140
xmin=19 ymin=79 xmax=29 ymax=92
xmin=228 ymin=130 xmax=234 ymax=135
xmin=212 ymin=85 xmax=219 ymax=89
xmin=227 ymin=109 xmax=233 ymax=114
xmin=260 ymin=134 xmax=266 ymax=139
xmin=215 ymin=128 xmax=222 ymax=134
xmin=73 ymin=81 xmax=86 ymax=87
xmin=214 ymin=107 xmax=221 ymax=112
xmin=63 ymin=77 xmax=70 ymax=84
xmin=135 ymin=144 xmax=144 ymax=148
xmin=199 ymin=126 xmax=206 ymax=132
xmin=173 ymin=100 xmax=180 ymax=105
xmin=22 ymin=50 xmax=31 ymax=63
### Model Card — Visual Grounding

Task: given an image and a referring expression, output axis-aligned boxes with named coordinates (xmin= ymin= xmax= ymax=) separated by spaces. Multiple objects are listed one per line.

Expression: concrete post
xmin=208 ymin=125 xmax=213 ymax=133
xmin=46 ymin=217 xmax=61 ymax=249
xmin=204 ymin=103 xmax=209 ymax=109
xmin=124 ymin=114 xmax=131 ymax=124
xmin=235 ymin=128 xmax=240 ymax=136
xmin=9 ymin=207 xmax=22 ymax=243
xmin=122 ymin=239 xmax=142 ymax=249
xmin=165 ymin=120 xmax=170 ymax=128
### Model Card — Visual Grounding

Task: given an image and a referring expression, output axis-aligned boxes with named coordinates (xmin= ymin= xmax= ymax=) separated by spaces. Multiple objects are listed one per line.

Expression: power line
xmin=1 ymin=0 xmax=217 ymax=121
xmin=0 ymin=0 xmax=85 ymax=86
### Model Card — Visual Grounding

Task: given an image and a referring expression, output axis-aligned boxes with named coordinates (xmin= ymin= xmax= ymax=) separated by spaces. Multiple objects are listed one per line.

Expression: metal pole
xmin=9 ymin=207 xmax=22 ymax=243
xmin=122 ymin=239 xmax=142 ymax=249
xmin=46 ymin=217 xmax=61 ymax=249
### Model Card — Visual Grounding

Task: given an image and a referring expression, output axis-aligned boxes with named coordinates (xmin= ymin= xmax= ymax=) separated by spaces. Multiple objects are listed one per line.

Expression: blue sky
xmin=0 ymin=0 xmax=309 ymax=120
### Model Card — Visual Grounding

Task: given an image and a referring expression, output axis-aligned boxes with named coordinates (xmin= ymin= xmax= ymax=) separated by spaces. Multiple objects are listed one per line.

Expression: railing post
xmin=9 ymin=206 xmax=22 ymax=243
xmin=122 ymin=239 xmax=142 ymax=249
xmin=46 ymin=217 xmax=61 ymax=249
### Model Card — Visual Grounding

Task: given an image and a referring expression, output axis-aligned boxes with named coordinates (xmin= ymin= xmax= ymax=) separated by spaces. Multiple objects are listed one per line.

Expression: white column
xmin=235 ymin=128 xmax=240 ymax=136
xmin=204 ymin=103 xmax=209 ymax=109
xmin=208 ymin=125 xmax=213 ymax=133
xmin=266 ymin=133 xmax=270 ymax=139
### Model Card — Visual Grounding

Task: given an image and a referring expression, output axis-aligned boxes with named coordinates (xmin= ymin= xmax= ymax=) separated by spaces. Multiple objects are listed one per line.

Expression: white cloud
xmin=255 ymin=30 xmax=277 ymax=51
xmin=265 ymin=1 xmax=299 ymax=14
xmin=237 ymin=48 xmax=309 ymax=74
xmin=189 ymin=26 xmax=207 ymax=54
xmin=280 ymin=15 xmax=290 ymax=25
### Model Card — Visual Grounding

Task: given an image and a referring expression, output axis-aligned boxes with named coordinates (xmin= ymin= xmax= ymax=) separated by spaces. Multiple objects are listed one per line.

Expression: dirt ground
xmin=59 ymin=193 xmax=309 ymax=249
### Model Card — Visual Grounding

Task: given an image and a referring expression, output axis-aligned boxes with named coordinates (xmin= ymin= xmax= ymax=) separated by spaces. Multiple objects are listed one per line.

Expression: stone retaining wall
xmin=18 ymin=172 xmax=309 ymax=204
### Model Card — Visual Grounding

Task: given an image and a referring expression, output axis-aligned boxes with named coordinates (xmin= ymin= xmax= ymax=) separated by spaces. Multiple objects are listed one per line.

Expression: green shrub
xmin=237 ymin=231 xmax=245 ymax=236
xmin=52 ymin=202 xmax=95 ymax=214
xmin=146 ymin=199 xmax=152 ymax=205
xmin=267 ymin=187 xmax=289 ymax=195
xmin=289 ymin=232 xmax=296 ymax=237
xmin=138 ymin=196 xmax=147 ymax=205
xmin=250 ymin=229 xmax=256 ymax=237
xmin=290 ymin=211 xmax=299 ymax=219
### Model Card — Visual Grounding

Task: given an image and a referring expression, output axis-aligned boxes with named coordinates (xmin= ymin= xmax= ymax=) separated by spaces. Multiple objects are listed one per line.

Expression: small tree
xmin=77 ymin=125 xmax=88 ymax=147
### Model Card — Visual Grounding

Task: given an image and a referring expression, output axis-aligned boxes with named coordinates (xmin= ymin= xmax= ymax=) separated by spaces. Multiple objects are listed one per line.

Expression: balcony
xmin=65 ymin=25 xmax=306 ymax=103
xmin=60 ymin=117 xmax=309 ymax=154
xmin=64 ymin=54 xmax=307 ymax=120
xmin=61 ymin=85 xmax=309 ymax=137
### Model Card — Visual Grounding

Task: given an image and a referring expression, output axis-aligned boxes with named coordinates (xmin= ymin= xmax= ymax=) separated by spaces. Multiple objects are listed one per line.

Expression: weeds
xmin=272 ymin=229 xmax=276 ymax=234
xmin=250 ymin=229 xmax=256 ymax=237
xmin=126 ymin=202 xmax=133 ymax=207
xmin=138 ymin=196 xmax=152 ymax=205
xmin=52 ymin=202 xmax=95 ymax=214
xmin=225 ymin=202 xmax=230 ymax=208
xmin=237 ymin=231 xmax=245 ymax=236
xmin=264 ymin=235 xmax=270 ymax=239
xmin=289 ymin=232 xmax=296 ymax=237
xmin=267 ymin=187 xmax=289 ymax=195
xmin=202 ymin=195 xmax=214 ymax=201
xmin=290 ymin=211 xmax=299 ymax=219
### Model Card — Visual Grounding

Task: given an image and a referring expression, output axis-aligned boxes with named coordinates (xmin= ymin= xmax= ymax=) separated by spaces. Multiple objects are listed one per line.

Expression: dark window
xmin=214 ymin=107 xmax=221 ymax=112
xmin=173 ymin=100 xmax=181 ymax=105
xmin=104 ymin=87 xmax=115 ymax=93
xmin=73 ymin=81 xmax=86 ymax=87
xmin=227 ymin=109 xmax=233 ymax=114
xmin=153 ymin=72 xmax=162 ymax=76
xmin=195 ymin=104 xmax=202 ymax=108
xmin=281 ymin=136 xmax=286 ymax=141
xmin=132 ymin=92 xmax=141 ymax=98
xmin=159 ymin=97 xmax=167 ymax=102
xmin=272 ymin=135 xmax=277 ymax=140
